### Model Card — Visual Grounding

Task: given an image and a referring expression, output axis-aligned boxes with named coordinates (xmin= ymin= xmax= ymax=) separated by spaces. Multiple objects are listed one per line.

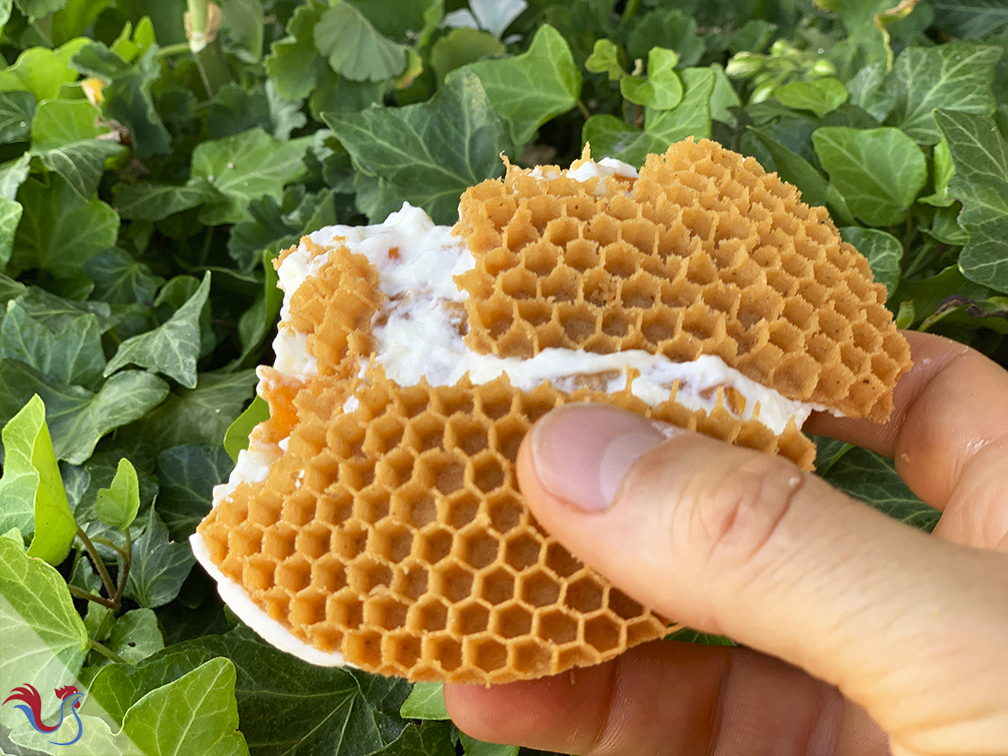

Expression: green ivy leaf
xmin=931 ymin=0 xmax=1008 ymax=39
xmin=13 ymin=283 xmax=115 ymax=334
xmin=220 ymin=0 xmax=263 ymax=61
xmin=0 ymin=152 xmax=32 ymax=199
xmin=68 ymin=658 xmax=247 ymax=755
xmin=847 ymin=61 xmax=895 ymax=123
xmin=458 ymin=734 xmax=519 ymax=756
xmin=191 ymin=129 xmax=311 ymax=226
xmin=108 ymin=16 xmax=157 ymax=63
xmin=934 ymin=109 xmax=1008 ymax=293
xmin=155 ymin=445 xmax=234 ymax=541
xmin=464 ymin=24 xmax=581 ymax=146
xmin=812 ymin=126 xmax=927 ymax=226
xmin=227 ymin=186 xmax=337 ymax=271
xmin=0 ymin=300 xmax=105 ymax=387
xmin=326 ymin=68 xmax=510 ymax=224
xmin=71 ymin=42 xmax=171 ymax=159
xmin=919 ymin=135 xmax=955 ymax=208
xmin=10 ymin=173 xmax=119 ymax=276
xmin=235 ymin=252 xmax=283 ymax=367
xmin=0 ymin=195 xmax=22 ymax=270
xmin=72 ymin=450 xmax=159 ymax=531
xmin=645 ymin=66 xmax=716 ymax=145
xmin=430 ymin=28 xmax=505 ymax=84
xmin=84 ymin=601 xmax=114 ymax=643
xmin=619 ymin=73 xmax=651 ymax=106
xmin=313 ymin=2 xmax=407 ymax=83
xmin=122 ymin=370 xmax=258 ymax=451
xmin=371 ymin=721 xmax=456 ymax=756
xmin=95 ymin=457 xmax=140 ymax=530
xmin=104 ymin=271 xmax=210 ymax=388
xmin=839 ymin=227 xmax=901 ymax=298
xmin=585 ymin=38 xmax=624 ymax=80
xmin=644 ymin=48 xmax=683 ymax=111
xmin=81 ymin=647 xmax=211 ymax=724
xmin=125 ymin=506 xmax=195 ymax=608
xmin=89 ymin=625 xmax=412 ymax=754
xmin=222 ymin=394 xmax=268 ymax=463
xmin=885 ymin=42 xmax=1001 ymax=145
xmin=263 ymin=0 xmax=328 ymax=101
xmin=822 ymin=446 xmax=940 ymax=531
xmin=0 ymin=90 xmax=36 ymax=143
xmin=626 ymin=8 xmax=705 ymax=68
xmin=29 ymin=97 xmax=126 ymax=198
xmin=103 ymin=607 xmax=164 ymax=665
xmin=114 ymin=178 xmax=222 ymax=221
xmin=812 ymin=0 xmax=893 ymax=72
xmin=773 ymin=78 xmax=849 ymax=118
xmin=893 ymin=265 xmax=989 ymax=326
xmin=205 ymin=81 xmax=272 ymax=140
xmin=584 ymin=69 xmax=715 ymax=168
xmin=0 ymin=39 xmax=88 ymax=102
xmin=14 ymin=0 xmax=68 ymax=20
xmin=0 ymin=359 xmax=169 ymax=464
xmin=582 ymin=117 xmax=650 ymax=167
xmin=51 ymin=0 xmax=112 ymax=47
xmin=400 ymin=681 xmax=450 ymax=720
xmin=0 ymin=394 xmax=76 ymax=563
xmin=83 ymin=247 xmax=165 ymax=305
xmin=0 ymin=537 xmax=88 ymax=735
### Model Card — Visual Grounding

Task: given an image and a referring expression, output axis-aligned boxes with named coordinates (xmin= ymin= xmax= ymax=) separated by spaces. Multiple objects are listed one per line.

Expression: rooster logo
xmin=3 ymin=683 xmax=84 ymax=746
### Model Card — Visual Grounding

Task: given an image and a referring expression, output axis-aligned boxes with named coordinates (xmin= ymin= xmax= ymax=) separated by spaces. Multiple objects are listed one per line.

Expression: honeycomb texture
xmin=198 ymin=365 xmax=813 ymax=684
xmin=197 ymin=225 xmax=818 ymax=684
xmin=455 ymin=139 xmax=912 ymax=422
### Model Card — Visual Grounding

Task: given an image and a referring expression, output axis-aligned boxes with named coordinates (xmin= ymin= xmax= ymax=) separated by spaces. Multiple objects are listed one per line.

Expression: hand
xmin=444 ymin=331 xmax=1008 ymax=756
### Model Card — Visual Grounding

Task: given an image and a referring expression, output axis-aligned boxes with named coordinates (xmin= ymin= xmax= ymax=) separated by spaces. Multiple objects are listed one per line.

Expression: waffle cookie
xmin=192 ymin=139 xmax=911 ymax=684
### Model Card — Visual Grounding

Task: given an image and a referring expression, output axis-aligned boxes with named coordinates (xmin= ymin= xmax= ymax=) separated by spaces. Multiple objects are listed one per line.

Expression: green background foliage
xmin=0 ymin=0 xmax=1005 ymax=753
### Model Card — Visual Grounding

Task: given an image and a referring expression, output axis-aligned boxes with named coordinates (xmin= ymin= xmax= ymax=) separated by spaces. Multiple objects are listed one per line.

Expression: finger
xmin=445 ymin=641 xmax=889 ymax=756
xmin=805 ymin=331 xmax=1008 ymax=516
xmin=517 ymin=404 xmax=1008 ymax=753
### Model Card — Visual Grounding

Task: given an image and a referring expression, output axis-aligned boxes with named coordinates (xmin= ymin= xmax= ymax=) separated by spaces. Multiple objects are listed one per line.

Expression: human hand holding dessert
xmin=445 ymin=331 xmax=1008 ymax=755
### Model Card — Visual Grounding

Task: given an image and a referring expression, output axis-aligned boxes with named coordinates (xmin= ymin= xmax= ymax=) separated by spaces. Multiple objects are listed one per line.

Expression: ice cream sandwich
xmin=192 ymin=138 xmax=911 ymax=684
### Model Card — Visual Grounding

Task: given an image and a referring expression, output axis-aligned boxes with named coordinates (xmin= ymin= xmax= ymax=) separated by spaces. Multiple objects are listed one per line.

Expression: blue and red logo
xmin=3 ymin=683 xmax=84 ymax=746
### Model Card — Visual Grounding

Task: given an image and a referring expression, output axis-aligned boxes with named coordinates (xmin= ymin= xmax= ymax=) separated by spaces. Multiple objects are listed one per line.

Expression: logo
xmin=3 ymin=683 xmax=84 ymax=746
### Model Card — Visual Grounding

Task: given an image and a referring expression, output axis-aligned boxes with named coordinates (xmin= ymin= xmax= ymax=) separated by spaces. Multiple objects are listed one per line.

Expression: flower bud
xmin=726 ymin=52 xmax=764 ymax=78
xmin=809 ymin=59 xmax=836 ymax=77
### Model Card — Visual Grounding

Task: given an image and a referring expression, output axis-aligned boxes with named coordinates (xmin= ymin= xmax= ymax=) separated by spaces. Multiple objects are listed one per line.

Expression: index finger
xmin=805 ymin=331 xmax=1008 ymax=512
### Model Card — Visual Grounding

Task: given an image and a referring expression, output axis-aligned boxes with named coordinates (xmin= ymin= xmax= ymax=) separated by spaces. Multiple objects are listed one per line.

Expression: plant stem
xmin=577 ymin=100 xmax=591 ymax=121
xmin=68 ymin=585 xmax=117 ymax=609
xmin=188 ymin=0 xmax=210 ymax=51
xmin=901 ymin=213 xmax=915 ymax=254
xmin=620 ymin=0 xmax=641 ymax=24
xmin=112 ymin=526 xmax=133 ymax=606
xmin=89 ymin=639 xmax=128 ymax=665
xmin=157 ymin=42 xmax=191 ymax=58
xmin=185 ymin=0 xmax=231 ymax=97
xmin=76 ymin=526 xmax=117 ymax=600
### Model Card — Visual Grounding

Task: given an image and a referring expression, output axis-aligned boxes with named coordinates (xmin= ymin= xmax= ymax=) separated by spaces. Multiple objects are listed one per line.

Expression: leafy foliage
xmin=0 ymin=395 xmax=76 ymax=563
xmin=0 ymin=2 xmax=1004 ymax=755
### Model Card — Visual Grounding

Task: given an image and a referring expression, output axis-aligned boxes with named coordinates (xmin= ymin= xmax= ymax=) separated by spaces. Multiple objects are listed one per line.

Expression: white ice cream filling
xmin=272 ymin=195 xmax=827 ymax=438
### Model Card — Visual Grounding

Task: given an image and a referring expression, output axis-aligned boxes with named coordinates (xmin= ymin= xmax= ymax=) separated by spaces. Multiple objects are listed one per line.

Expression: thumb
xmin=518 ymin=403 xmax=1008 ymax=754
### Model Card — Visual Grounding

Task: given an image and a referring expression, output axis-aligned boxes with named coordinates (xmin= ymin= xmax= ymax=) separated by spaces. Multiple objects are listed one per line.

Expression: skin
xmin=444 ymin=331 xmax=1008 ymax=756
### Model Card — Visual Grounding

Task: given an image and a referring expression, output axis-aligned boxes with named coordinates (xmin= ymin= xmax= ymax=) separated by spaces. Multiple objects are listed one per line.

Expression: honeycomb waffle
xmin=455 ymin=139 xmax=912 ymax=422
xmin=194 ymin=140 xmax=908 ymax=684
xmin=196 ymin=361 xmax=813 ymax=683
